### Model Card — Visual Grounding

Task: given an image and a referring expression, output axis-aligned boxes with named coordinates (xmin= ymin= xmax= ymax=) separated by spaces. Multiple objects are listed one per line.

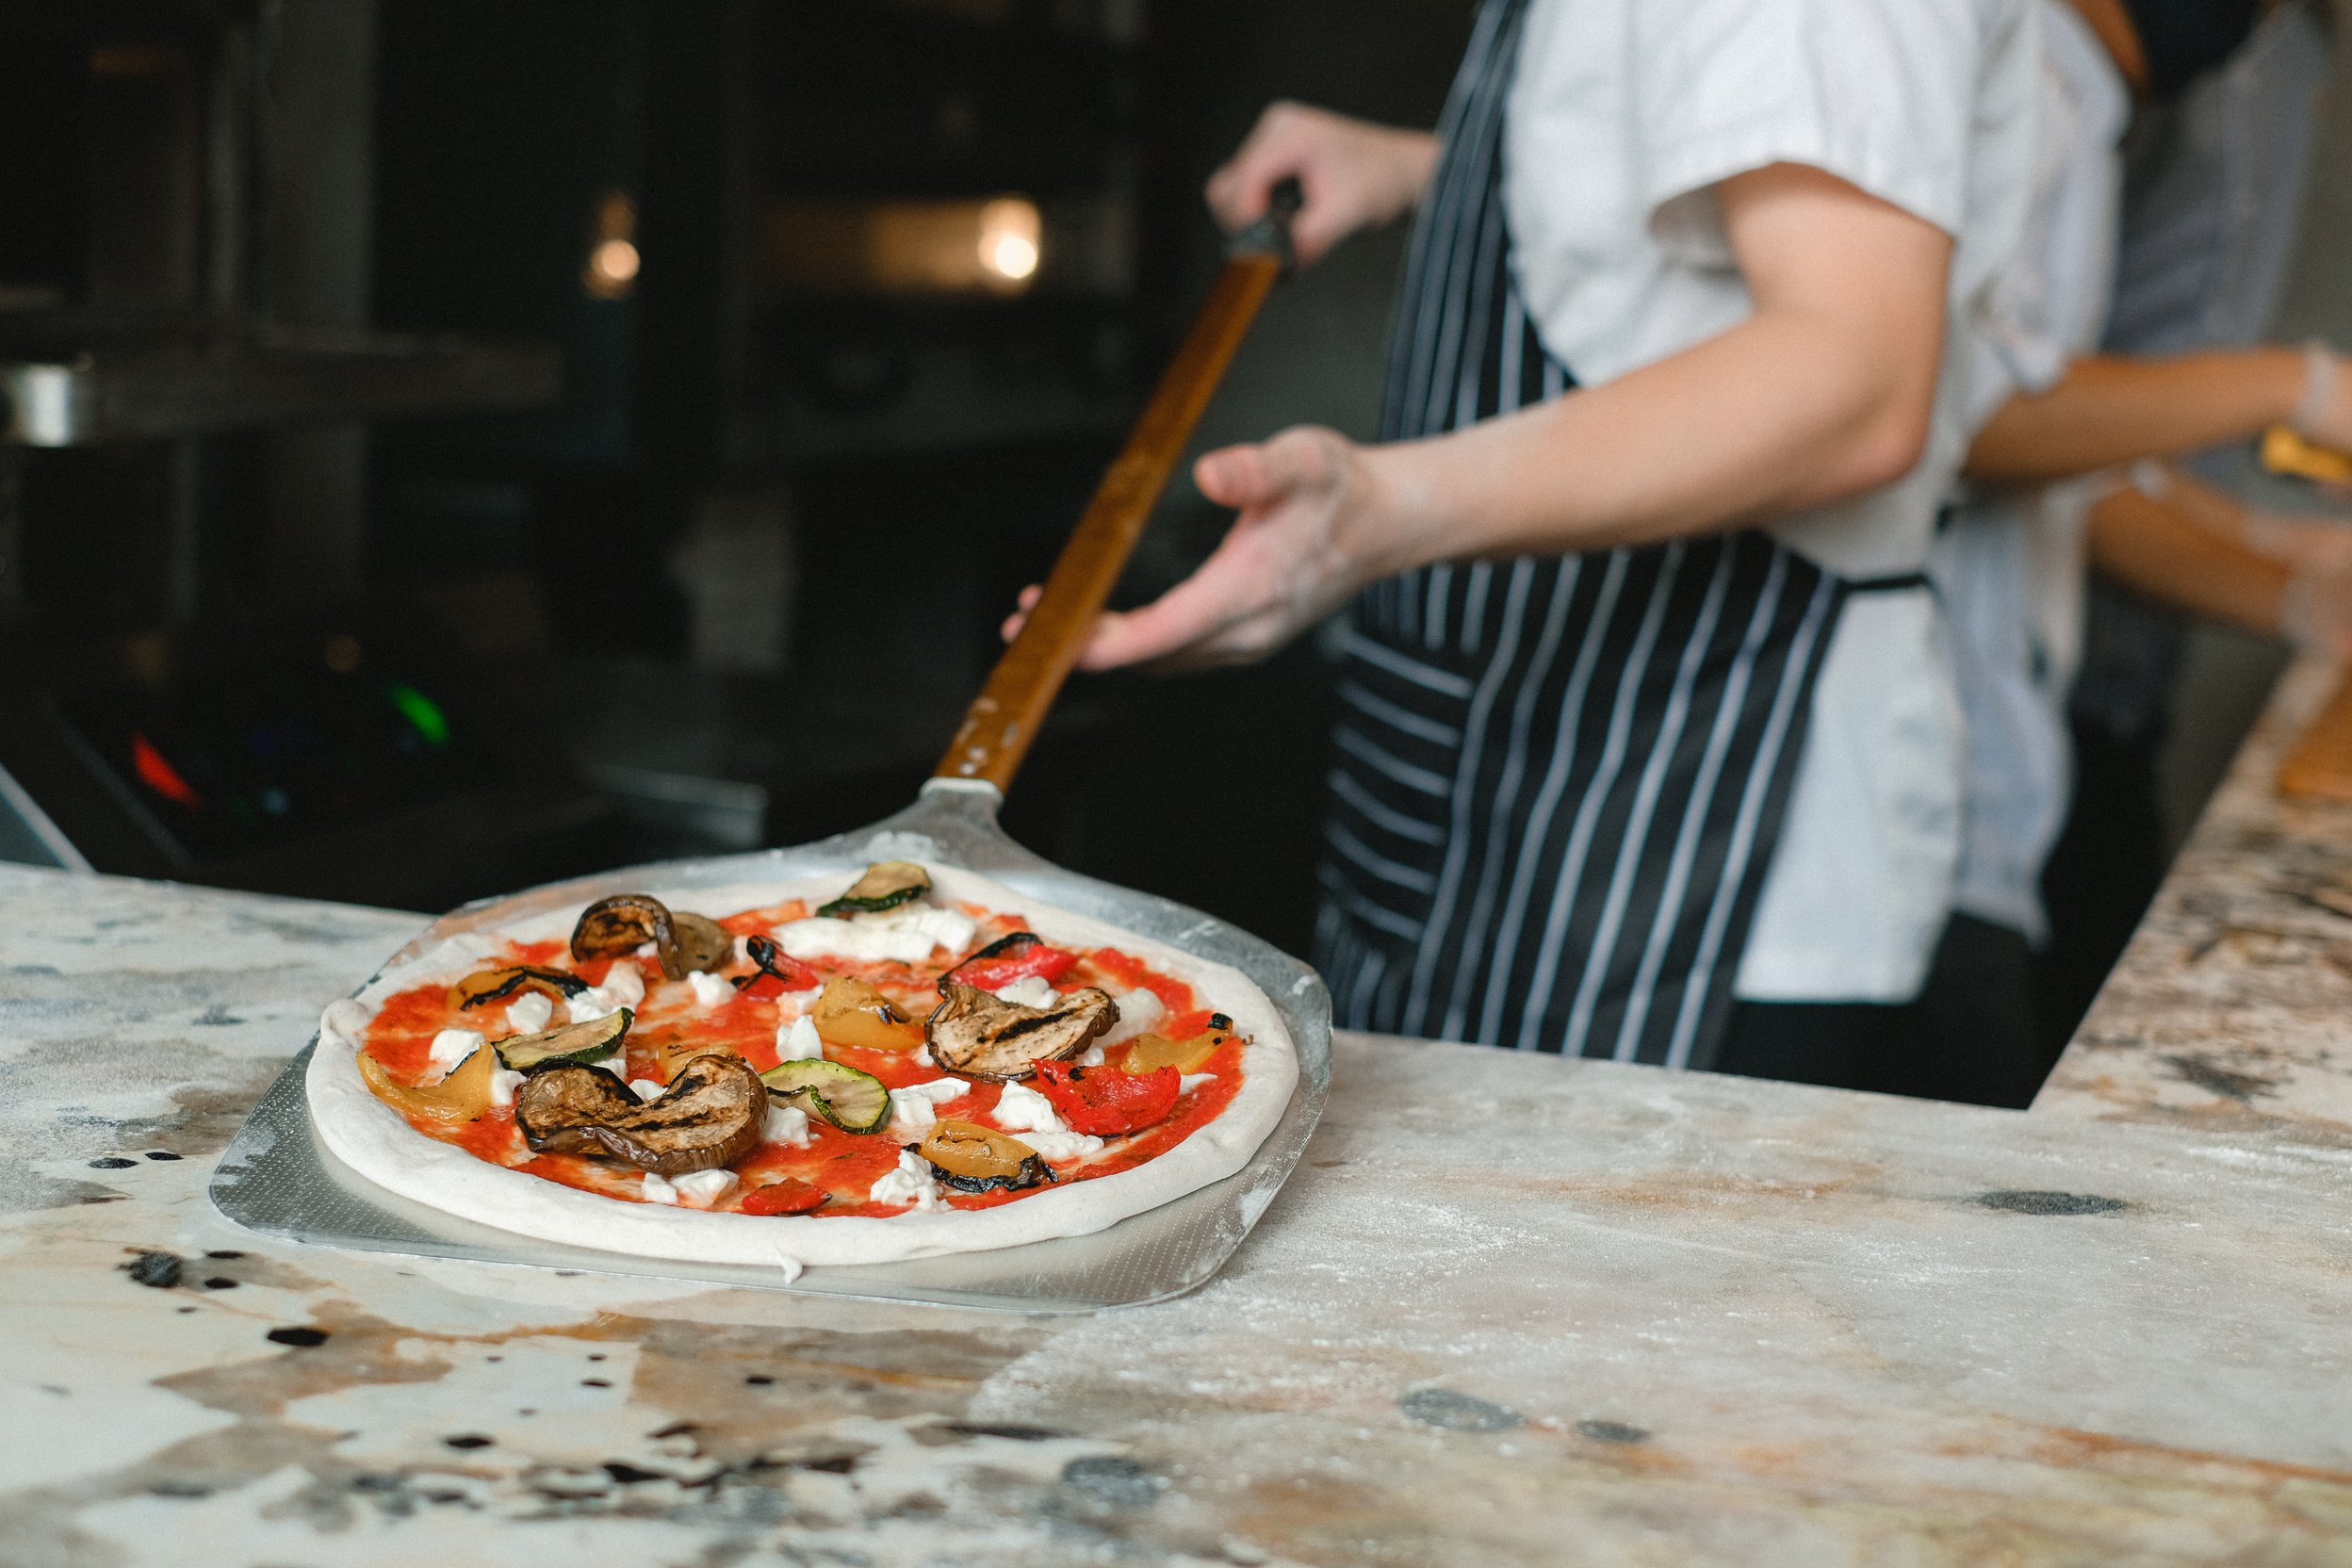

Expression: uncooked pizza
xmin=306 ymin=861 xmax=1298 ymax=1271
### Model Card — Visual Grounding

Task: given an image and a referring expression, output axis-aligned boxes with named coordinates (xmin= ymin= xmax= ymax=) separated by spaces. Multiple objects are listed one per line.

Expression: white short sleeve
xmin=1637 ymin=0 xmax=1990 ymax=267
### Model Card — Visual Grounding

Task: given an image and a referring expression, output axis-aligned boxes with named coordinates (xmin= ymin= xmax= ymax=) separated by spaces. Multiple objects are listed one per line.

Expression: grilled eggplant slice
xmin=672 ymin=910 xmax=734 ymax=975
xmin=514 ymin=1052 xmax=766 ymax=1175
xmin=569 ymin=893 xmax=731 ymax=981
xmin=816 ymin=860 xmax=931 ymax=918
xmin=924 ymin=982 xmax=1118 ymax=1082
xmin=495 ymin=1008 xmax=632 ymax=1071
xmin=914 ymin=1119 xmax=1055 ymax=1193
xmin=449 ymin=965 xmax=590 ymax=1011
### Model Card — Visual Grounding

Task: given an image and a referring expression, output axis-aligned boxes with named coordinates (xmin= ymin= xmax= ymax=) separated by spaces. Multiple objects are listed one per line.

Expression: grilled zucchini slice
xmin=816 ymin=860 xmax=931 ymax=918
xmin=759 ymin=1057 xmax=891 ymax=1135
xmin=496 ymin=1008 xmax=633 ymax=1071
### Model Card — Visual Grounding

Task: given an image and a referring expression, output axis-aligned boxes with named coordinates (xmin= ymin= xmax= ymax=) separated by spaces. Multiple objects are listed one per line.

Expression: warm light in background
xmin=765 ymin=193 xmax=1086 ymax=297
xmin=583 ymin=191 xmax=639 ymax=301
xmin=590 ymin=238 xmax=641 ymax=288
xmin=978 ymin=197 xmax=1040 ymax=285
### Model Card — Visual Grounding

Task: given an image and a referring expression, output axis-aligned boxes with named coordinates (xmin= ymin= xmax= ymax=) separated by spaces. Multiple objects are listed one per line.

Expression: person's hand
xmin=2293 ymin=346 xmax=2352 ymax=457
xmin=1204 ymin=103 xmax=1439 ymax=267
xmin=2278 ymin=569 xmax=2352 ymax=658
xmin=2242 ymin=510 xmax=2352 ymax=576
xmin=1002 ymin=427 xmax=1408 ymax=671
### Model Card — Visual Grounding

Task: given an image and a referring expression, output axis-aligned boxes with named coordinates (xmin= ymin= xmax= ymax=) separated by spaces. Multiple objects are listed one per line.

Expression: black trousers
xmin=2037 ymin=721 xmax=2168 ymax=1055
xmin=1711 ymin=914 xmax=2051 ymax=1107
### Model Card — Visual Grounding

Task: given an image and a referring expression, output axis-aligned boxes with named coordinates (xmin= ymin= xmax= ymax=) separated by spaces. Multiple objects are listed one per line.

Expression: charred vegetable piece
xmin=357 ymin=1040 xmax=496 ymax=1124
xmin=740 ymin=1177 xmax=829 ymax=1216
xmin=939 ymin=931 xmax=1081 ymax=995
xmin=759 ymin=1058 xmax=891 ymax=1135
xmin=812 ymin=976 xmax=923 ymax=1053
xmin=495 ymin=1008 xmax=632 ymax=1071
xmin=569 ymin=894 xmax=732 ymax=981
xmin=571 ymin=894 xmax=673 ymax=963
xmin=816 ymin=860 xmax=931 ymax=918
xmin=915 ymin=1119 xmax=1056 ymax=1193
xmin=1036 ymin=1059 xmax=1182 ymax=1136
xmin=734 ymin=934 xmax=822 ymax=999
xmin=1120 ymin=1029 xmax=1226 ymax=1076
xmin=448 ymin=965 xmax=589 ymax=1011
xmin=514 ymin=1052 xmax=766 ymax=1175
xmin=671 ymin=910 xmax=734 ymax=975
xmin=924 ymin=983 xmax=1117 ymax=1082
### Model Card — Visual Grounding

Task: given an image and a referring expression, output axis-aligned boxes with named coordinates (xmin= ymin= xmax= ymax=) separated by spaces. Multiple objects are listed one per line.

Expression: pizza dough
xmin=305 ymin=865 xmax=1298 ymax=1273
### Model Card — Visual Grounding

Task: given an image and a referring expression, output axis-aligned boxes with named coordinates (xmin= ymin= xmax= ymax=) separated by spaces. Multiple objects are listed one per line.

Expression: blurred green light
xmin=384 ymin=682 xmax=450 ymax=747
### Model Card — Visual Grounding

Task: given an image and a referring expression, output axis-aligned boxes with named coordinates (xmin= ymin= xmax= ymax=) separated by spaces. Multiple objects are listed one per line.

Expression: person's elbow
xmin=1839 ymin=373 xmax=1937 ymax=497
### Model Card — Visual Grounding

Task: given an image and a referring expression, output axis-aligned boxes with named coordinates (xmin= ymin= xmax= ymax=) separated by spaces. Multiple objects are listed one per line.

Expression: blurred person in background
xmin=2042 ymin=0 xmax=2340 ymax=1049
xmin=1012 ymin=0 xmax=2036 ymax=1085
xmin=1886 ymin=0 xmax=2346 ymax=1107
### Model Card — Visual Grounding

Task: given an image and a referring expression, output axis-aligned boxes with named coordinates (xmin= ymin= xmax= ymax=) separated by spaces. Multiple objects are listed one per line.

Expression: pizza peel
xmin=211 ymin=188 xmax=1334 ymax=1313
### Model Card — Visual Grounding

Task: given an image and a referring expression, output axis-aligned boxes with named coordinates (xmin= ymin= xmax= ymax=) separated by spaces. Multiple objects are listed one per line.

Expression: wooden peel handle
xmin=934 ymin=245 xmax=1289 ymax=792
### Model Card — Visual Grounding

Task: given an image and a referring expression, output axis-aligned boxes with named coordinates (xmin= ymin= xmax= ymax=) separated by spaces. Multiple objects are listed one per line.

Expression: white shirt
xmin=1502 ymin=0 xmax=2038 ymax=1001
xmin=1933 ymin=0 xmax=2131 ymax=944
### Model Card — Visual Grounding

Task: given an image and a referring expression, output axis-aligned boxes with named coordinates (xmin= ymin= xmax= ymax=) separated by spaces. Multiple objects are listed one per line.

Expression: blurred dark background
xmin=4 ymin=0 xmax=2347 ymax=969
xmin=0 ymin=0 xmax=1474 ymax=955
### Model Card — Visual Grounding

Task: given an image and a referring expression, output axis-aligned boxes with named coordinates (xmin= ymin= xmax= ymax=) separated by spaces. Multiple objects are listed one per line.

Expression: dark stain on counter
xmin=1974 ymin=1191 xmax=2129 ymax=1216
xmin=2162 ymin=1054 xmax=2281 ymax=1103
xmin=1401 ymin=1388 xmax=1521 ymax=1431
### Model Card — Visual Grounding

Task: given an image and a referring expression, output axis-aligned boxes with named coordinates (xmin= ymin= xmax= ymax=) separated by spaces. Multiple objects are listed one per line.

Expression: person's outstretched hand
xmin=1002 ymin=427 xmax=1411 ymax=671
xmin=2295 ymin=348 xmax=2352 ymax=460
xmin=1205 ymin=103 xmax=1439 ymax=267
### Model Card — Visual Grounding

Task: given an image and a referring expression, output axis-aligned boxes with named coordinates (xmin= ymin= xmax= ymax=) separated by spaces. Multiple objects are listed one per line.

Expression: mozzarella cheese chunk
xmin=629 ymin=1078 xmax=665 ymax=1102
xmin=868 ymin=1149 xmax=946 ymax=1211
xmin=991 ymin=975 xmax=1059 ymax=1009
xmin=641 ymin=1173 xmax=680 ymax=1205
xmin=672 ymin=1169 xmax=738 ymax=1207
xmin=990 ymin=1080 xmax=1068 ymax=1135
xmin=1006 ymin=1129 xmax=1104 ymax=1163
xmin=763 ymin=1102 xmax=813 ymax=1148
xmin=686 ymin=971 xmax=733 ymax=1008
xmin=887 ymin=1078 xmax=970 ymax=1135
xmin=571 ymin=962 xmax=649 ymax=1022
xmin=771 ymin=906 xmax=978 ymax=965
xmin=776 ymin=1015 xmax=823 ymax=1060
xmin=504 ymin=991 xmax=554 ymax=1035
xmin=487 ymin=1068 xmax=528 ymax=1108
xmin=1099 ymin=988 xmax=1166 ymax=1046
xmin=1179 ymin=1072 xmax=1218 ymax=1095
xmin=428 ymin=1028 xmax=485 ymax=1078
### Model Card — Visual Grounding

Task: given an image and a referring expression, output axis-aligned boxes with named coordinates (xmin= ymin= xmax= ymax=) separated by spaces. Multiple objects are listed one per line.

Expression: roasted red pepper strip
xmin=740 ymin=1177 xmax=828 ymax=1216
xmin=735 ymin=935 xmax=822 ymax=999
xmin=1035 ymin=1060 xmax=1182 ymax=1136
xmin=940 ymin=931 xmax=1080 ymax=993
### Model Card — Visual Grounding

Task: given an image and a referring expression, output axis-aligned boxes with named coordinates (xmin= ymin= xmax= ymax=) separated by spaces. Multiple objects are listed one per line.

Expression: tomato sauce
xmin=356 ymin=902 xmax=1249 ymax=1219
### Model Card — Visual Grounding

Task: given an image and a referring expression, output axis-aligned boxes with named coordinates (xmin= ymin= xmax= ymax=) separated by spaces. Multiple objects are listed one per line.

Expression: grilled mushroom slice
xmin=513 ymin=1052 xmax=767 ymax=1175
xmin=924 ymin=982 xmax=1118 ymax=1082
xmin=817 ymin=860 xmax=931 ymax=918
xmin=569 ymin=894 xmax=732 ymax=981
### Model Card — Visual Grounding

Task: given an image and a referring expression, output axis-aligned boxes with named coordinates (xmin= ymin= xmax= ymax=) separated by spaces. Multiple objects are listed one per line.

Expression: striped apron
xmin=1314 ymin=0 xmax=1898 ymax=1070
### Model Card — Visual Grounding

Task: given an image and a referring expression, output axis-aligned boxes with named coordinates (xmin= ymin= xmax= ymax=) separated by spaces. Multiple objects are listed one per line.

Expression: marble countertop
xmin=5 ymin=839 xmax=2351 ymax=1565
xmin=2039 ymin=653 xmax=2352 ymax=1141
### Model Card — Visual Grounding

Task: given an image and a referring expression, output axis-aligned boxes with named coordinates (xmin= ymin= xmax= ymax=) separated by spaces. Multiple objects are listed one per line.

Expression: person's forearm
xmin=1968 ymin=349 xmax=2308 ymax=485
xmin=2086 ymin=483 xmax=2291 ymax=637
xmin=1360 ymin=307 xmax=1934 ymax=572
